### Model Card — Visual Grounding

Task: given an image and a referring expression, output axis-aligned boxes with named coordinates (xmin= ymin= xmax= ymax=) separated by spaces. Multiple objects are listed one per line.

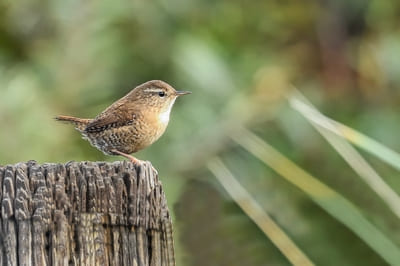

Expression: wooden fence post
xmin=0 ymin=160 xmax=175 ymax=266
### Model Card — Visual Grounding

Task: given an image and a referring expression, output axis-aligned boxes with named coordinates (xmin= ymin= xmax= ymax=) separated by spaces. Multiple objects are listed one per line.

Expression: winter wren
xmin=56 ymin=80 xmax=191 ymax=163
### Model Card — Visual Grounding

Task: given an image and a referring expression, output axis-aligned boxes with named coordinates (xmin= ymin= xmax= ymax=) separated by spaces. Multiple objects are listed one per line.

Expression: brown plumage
xmin=56 ymin=80 xmax=191 ymax=163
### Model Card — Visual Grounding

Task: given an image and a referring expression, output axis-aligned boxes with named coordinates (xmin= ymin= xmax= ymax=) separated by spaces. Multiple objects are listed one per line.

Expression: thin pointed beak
xmin=176 ymin=90 xmax=192 ymax=96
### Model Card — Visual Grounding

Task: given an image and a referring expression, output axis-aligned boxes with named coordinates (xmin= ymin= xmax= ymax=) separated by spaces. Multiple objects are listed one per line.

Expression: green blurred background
xmin=1 ymin=0 xmax=400 ymax=265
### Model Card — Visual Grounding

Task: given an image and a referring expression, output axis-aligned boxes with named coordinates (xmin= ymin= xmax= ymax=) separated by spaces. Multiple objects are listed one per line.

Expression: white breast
xmin=159 ymin=98 xmax=176 ymax=125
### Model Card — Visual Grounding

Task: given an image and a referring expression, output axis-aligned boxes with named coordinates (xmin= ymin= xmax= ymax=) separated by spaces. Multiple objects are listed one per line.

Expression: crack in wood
xmin=0 ymin=161 xmax=175 ymax=266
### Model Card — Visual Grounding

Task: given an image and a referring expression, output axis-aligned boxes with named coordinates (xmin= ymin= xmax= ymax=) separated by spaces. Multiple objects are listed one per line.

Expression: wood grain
xmin=0 ymin=161 xmax=174 ymax=266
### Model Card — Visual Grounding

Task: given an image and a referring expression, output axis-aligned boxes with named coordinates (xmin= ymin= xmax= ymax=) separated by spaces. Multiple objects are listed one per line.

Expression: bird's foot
xmin=111 ymin=149 xmax=141 ymax=164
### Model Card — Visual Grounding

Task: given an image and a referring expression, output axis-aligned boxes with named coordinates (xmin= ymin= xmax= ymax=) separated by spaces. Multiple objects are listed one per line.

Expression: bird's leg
xmin=111 ymin=149 xmax=141 ymax=164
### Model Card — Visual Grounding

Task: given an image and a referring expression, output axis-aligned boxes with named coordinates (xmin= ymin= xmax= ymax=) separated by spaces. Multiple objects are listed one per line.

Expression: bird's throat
xmin=158 ymin=98 xmax=176 ymax=125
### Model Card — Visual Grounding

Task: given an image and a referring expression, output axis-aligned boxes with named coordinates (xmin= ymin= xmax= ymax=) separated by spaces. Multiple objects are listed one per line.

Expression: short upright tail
xmin=55 ymin=115 xmax=91 ymax=131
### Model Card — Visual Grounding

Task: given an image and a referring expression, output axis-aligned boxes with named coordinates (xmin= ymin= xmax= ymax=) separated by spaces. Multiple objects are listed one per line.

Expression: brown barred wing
xmin=85 ymin=110 xmax=137 ymax=133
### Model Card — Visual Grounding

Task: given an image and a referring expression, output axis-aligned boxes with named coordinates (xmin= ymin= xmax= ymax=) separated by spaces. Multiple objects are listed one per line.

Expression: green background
xmin=1 ymin=0 xmax=400 ymax=265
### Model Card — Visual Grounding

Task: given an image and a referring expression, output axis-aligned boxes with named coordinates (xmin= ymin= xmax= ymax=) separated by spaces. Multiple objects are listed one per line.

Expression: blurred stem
xmin=289 ymin=91 xmax=400 ymax=171
xmin=208 ymin=157 xmax=315 ymax=266
xmin=289 ymin=91 xmax=400 ymax=220
xmin=337 ymin=123 xmax=400 ymax=171
xmin=231 ymin=127 xmax=400 ymax=265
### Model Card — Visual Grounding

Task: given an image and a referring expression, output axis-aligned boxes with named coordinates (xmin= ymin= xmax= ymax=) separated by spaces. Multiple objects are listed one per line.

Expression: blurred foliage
xmin=1 ymin=0 xmax=400 ymax=265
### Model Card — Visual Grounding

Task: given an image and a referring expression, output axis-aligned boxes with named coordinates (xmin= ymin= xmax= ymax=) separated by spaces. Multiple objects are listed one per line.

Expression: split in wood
xmin=0 ymin=160 xmax=175 ymax=266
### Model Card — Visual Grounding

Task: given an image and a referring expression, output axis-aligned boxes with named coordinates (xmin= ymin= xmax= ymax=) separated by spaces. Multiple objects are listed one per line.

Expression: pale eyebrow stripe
xmin=144 ymin=88 xmax=163 ymax=93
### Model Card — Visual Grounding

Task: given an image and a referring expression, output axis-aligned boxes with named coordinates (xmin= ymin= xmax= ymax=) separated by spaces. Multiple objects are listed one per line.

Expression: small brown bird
xmin=56 ymin=80 xmax=191 ymax=163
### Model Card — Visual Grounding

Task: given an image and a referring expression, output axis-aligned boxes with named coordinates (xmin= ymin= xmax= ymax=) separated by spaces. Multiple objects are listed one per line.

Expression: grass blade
xmin=335 ymin=122 xmax=400 ymax=171
xmin=289 ymin=93 xmax=400 ymax=219
xmin=231 ymin=127 xmax=400 ymax=265
xmin=208 ymin=157 xmax=315 ymax=266
xmin=289 ymin=91 xmax=400 ymax=171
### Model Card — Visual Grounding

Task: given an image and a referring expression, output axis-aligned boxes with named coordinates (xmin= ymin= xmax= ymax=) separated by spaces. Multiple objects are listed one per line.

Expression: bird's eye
xmin=158 ymin=91 xmax=166 ymax=97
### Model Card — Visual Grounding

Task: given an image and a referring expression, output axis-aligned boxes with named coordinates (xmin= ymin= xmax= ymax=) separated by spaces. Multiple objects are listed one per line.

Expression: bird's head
xmin=131 ymin=80 xmax=191 ymax=124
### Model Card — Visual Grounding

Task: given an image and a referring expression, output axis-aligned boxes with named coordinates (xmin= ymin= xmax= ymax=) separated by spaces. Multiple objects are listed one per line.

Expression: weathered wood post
xmin=0 ymin=160 xmax=175 ymax=266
